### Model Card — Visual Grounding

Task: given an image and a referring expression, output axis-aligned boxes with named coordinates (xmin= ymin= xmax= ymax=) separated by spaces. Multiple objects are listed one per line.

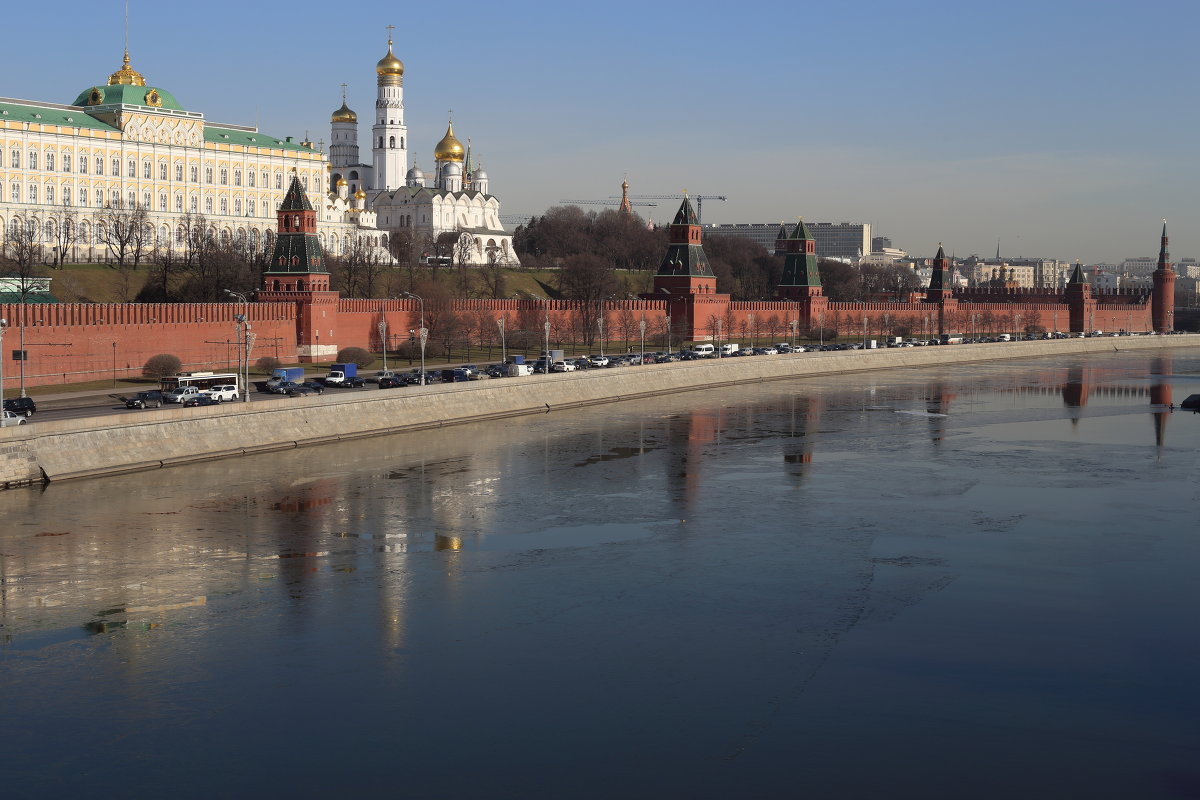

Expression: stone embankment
xmin=1 ymin=336 xmax=1195 ymax=488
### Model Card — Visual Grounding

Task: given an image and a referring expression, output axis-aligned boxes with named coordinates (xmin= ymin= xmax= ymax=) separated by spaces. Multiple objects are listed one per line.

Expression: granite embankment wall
xmin=1 ymin=335 xmax=1195 ymax=488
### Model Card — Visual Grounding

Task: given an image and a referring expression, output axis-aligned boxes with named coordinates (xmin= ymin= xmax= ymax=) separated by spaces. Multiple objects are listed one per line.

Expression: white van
xmin=692 ymin=344 xmax=715 ymax=357
xmin=720 ymin=343 xmax=740 ymax=356
xmin=507 ymin=363 xmax=533 ymax=377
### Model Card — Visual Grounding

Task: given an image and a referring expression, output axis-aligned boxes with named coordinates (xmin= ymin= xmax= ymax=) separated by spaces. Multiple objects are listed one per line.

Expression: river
xmin=2 ymin=348 xmax=1198 ymax=799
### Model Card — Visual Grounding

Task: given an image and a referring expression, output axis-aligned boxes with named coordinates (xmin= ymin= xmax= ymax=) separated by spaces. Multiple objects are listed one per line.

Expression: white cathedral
xmin=326 ymin=35 xmax=517 ymax=267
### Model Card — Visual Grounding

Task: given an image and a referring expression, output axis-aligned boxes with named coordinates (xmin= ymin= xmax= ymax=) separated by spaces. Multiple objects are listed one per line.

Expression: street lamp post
xmin=639 ymin=317 xmax=646 ymax=366
xmin=665 ymin=315 xmax=671 ymax=354
xmin=224 ymin=289 xmax=252 ymax=403
xmin=747 ymin=313 xmax=754 ymax=348
xmin=401 ymin=291 xmax=426 ymax=381
xmin=716 ymin=318 xmax=723 ymax=358
xmin=378 ymin=319 xmax=388 ymax=373
xmin=497 ymin=316 xmax=506 ymax=365
xmin=597 ymin=314 xmax=605 ymax=358
xmin=543 ymin=312 xmax=551 ymax=373
xmin=0 ymin=319 xmax=7 ymax=404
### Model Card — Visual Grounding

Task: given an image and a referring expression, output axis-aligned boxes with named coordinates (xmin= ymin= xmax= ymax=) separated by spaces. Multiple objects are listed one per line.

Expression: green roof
xmin=71 ymin=84 xmax=184 ymax=111
xmin=0 ymin=101 xmax=117 ymax=131
xmin=204 ymin=125 xmax=315 ymax=153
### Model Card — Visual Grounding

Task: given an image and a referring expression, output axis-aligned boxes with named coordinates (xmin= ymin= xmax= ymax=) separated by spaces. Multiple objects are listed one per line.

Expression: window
xmin=63 ymin=154 xmax=72 ymax=172
xmin=204 ymin=197 xmax=213 ymax=213
xmin=144 ymin=161 xmax=152 ymax=179
xmin=79 ymin=156 xmax=88 ymax=175
xmin=247 ymin=171 xmax=255 ymax=187
xmin=190 ymin=196 xmax=198 ymax=213
xmin=234 ymin=198 xmax=242 ymax=215
xmin=29 ymin=151 xmax=38 ymax=170
xmin=63 ymin=187 xmax=71 ymax=205
xmin=29 ymin=185 xmax=37 ymax=203
xmin=378 ymin=136 xmax=383 ymax=148
xmin=389 ymin=136 xmax=395 ymax=148
xmin=129 ymin=190 xmax=137 ymax=207
xmin=175 ymin=163 xmax=183 ymax=181
xmin=261 ymin=171 xmax=268 ymax=188
xmin=220 ymin=197 xmax=228 ymax=214
xmin=46 ymin=185 xmax=54 ymax=204
xmin=9 ymin=150 xmax=18 ymax=168
xmin=46 ymin=153 xmax=55 ymax=171
xmin=9 ymin=183 xmax=17 ymax=201
xmin=190 ymin=165 xmax=199 ymax=182
xmin=302 ymin=176 xmax=308 ymax=190
xmin=176 ymin=227 xmax=184 ymax=245
xmin=159 ymin=193 xmax=167 ymax=211
xmin=401 ymin=136 xmax=404 ymax=148
xmin=112 ymin=157 xmax=119 ymax=176
xmin=234 ymin=169 xmax=241 ymax=186
xmin=275 ymin=172 xmax=281 ymax=189
xmin=127 ymin=159 xmax=135 ymax=178
xmin=220 ymin=168 xmax=228 ymax=185
xmin=205 ymin=166 xmax=213 ymax=183
xmin=80 ymin=188 xmax=88 ymax=206
xmin=159 ymin=162 xmax=167 ymax=180
xmin=248 ymin=200 xmax=256 ymax=217
xmin=175 ymin=194 xmax=183 ymax=212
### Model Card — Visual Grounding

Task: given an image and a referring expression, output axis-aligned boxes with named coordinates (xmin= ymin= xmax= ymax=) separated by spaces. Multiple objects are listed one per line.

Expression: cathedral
xmin=327 ymin=34 xmax=518 ymax=266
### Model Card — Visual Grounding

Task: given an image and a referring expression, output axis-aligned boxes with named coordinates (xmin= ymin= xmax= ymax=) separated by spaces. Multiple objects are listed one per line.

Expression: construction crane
xmin=558 ymin=199 xmax=658 ymax=209
xmin=499 ymin=214 xmax=534 ymax=226
xmin=614 ymin=193 xmax=727 ymax=223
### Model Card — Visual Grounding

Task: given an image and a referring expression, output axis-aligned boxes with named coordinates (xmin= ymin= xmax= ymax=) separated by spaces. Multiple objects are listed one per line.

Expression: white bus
xmin=160 ymin=371 xmax=240 ymax=394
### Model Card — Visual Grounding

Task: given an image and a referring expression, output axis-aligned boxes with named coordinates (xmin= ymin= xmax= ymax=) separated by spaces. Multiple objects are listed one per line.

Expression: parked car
xmin=552 ymin=360 xmax=576 ymax=372
xmin=205 ymin=384 xmax=239 ymax=402
xmin=3 ymin=396 xmax=37 ymax=417
xmin=164 ymin=386 xmax=201 ymax=404
xmin=182 ymin=394 xmax=222 ymax=408
xmin=655 ymin=354 xmax=676 ymax=363
xmin=125 ymin=390 xmax=165 ymax=409
xmin=367 ymin=370 xmax=398 ymax=384
xmin=284 ymin=383 xmax=317 ymax=397
xmin=485 ymin=364 xmax=507 ymax=378
xmin=378 ymin=376 xmax=405 ymax=389
xmin=1 ymin=409 xmax=28 ymax=427
xmin=299 ymin=380 xmax=327 ymax=394
xmin=588 ymin=355 xmax=610 ymax=367
xmin=323 ymin=375 xmax=366 ymax=388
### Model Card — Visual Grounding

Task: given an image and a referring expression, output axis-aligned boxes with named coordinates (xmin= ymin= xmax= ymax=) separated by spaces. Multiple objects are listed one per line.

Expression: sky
xmin=6 ymin=0 xmax=1199 ymax=263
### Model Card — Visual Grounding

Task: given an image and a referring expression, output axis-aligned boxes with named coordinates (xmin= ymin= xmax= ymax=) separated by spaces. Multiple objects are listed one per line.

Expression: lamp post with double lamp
xmin=665 ymin=315 xmax=671 ymax=354
xmin=497 ymin=316 xmax=506 ymax=366
xmin=639 ymin=317 xmax=646 ymax=366
xmin=0 ymin=319 xmax=7 ymax=405
xmin=378 ymin=319 xmax=389 ymax=373
xmin=716 ymin=318 xmax=723 ymax=358
xmin=543 ymin=302 xmax=551 ymax=373
xmin=224 ymin=289 xmax=252 ymax=402
xmin=400 ymin=292 xmax=426 ymax=381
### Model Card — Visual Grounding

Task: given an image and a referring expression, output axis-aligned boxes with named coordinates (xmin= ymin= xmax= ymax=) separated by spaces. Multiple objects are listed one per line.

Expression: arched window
xmin=219 ymin=197 xmax=228 ymax=214
xmin=46 ymin=152 xmax=55 ymax=171
xmin=46 ymin=185 xmax=55 ymax=204
xmin=80 ymin=188 xmax=88 ymax=206
xmin=128 ymin=159 xmax=136 ymax=178
xmin=175 ymin=194 xmax=183 ymax=212
xmin=234 ymin=169 xmax=242 ymax=187
xmin=378 ymin=137 xmax=384 ymax=148
xmin=275 ymin=172 xmax=282 ymax=189
xmin=400 ymin=136 xmax=404 ymax=148
xmin=191 ymin=165 xmax=199 ymax=182
xmin=79 ymin=156 xmax=87 ymax=175
xmin=234 ymin=198 xmax=242 ymax=215
xmin=389 ymin=136 xmax=395 ymax=148
xmin=248 ymin=200 xmax=256 ymax=217
xmin=205 ymin=166 xmax=213 ymax=183
xmin=159 ymin=162 xmax=168 ymax=180
xmin=143 ymin=191 xmax=151 ymax=208
xmin=128 ymin=190 xmax=136 ymax=207
xmin=28 ymin=185 xmax=37 ymax=203
xmin=176 ymin=226 xmax=185 ymax=245
xmin=159 ymin=193 xmax=167 ymax=211
xmin=190 ymin=195 xmax=198 ymax=213
xmin=205 ymin=197 xmax=213 ymax=213
xmin=9 ymin=150 xmax=18 ymax=168
xmin=175 ymin=163 xmax=183 ymax=181
xmin=143 ymin=160 xmax=152 ymax=179
xmin=28 ymin=151 xmax=38 ymax=170
xmin=273 ymin=279 xmax=280 ymax=291
xmin=63 ymin=154 xmax=72 ymax=172
xmin=220 ymin=168 xmax=228 ymax=185
xmin=63 ymin=187 xmax=71 ymax=205
xmin=247 ymin=171 xmax=255 ymax=187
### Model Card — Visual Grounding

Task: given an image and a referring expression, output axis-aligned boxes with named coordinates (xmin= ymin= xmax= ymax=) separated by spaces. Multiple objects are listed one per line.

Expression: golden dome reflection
xmin=434 ymin=121 xmax=465 ymax=162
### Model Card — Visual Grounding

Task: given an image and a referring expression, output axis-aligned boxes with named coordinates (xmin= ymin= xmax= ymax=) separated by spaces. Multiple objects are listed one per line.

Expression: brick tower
xmin=1065 ymin=259 xmax=1094 ymax=334
xmin=258 ymin=174 xmax=340 ymax=362
xmin=650 ymin=195 xmax=727 ymax=340
xmin=1152 ymin=222 xmax=1175 ymax=334
xmin=777 ymin=219 xmax=823 ymax=300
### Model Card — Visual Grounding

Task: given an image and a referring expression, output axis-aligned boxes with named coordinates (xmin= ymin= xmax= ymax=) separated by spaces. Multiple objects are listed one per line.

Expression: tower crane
xmin=558 ymin=199 xmax=658 ymax=209
xmin=613 ymin=193 xmax=727 ymax=223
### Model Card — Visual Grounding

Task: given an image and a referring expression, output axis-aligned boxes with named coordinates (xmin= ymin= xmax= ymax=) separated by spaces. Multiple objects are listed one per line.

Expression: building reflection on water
xmin=0 ymin=350 xmax=1193 ymax=647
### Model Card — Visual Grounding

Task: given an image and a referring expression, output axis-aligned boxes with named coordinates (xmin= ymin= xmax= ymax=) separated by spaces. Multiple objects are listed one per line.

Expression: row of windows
xmin=6 ymin=182 xmax=296 ymax=217
xmin=6 ymin=150 xmax=313 ymax=190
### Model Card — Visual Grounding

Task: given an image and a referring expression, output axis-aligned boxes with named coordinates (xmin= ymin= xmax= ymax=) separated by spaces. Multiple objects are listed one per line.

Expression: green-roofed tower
xmin=925 ymin=244 xmax=953 ymax=302
xmin=653 ymin=195 xmax=717 ymax=296
xmin=266 ymin=174 xmax=327 ymax=277
xmin=777 ymin=219 xmax=823 ymax=299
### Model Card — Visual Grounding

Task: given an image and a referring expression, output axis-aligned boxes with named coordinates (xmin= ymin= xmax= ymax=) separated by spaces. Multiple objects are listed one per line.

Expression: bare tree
xmin=45 ymin=204 xmax=79 ymax=267
xmin=4 ymin=214 xmax=44 ymax=269
xmin=96 ymin=202 xmax=150 ymax=268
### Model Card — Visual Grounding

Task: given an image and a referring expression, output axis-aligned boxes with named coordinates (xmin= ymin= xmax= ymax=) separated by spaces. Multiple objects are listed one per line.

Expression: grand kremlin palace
xmin=0 ymin=49 xmax=383 ymax=260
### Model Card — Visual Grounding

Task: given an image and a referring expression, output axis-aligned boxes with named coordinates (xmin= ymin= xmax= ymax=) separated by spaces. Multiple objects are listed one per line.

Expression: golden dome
xmin=376 ymin=39 xmax=404 ymax=78
xmin=331 ymin=101 xmax=357 ymax=124
xmin=354 ymin=189 xmax=367 ymax=199
xmin=336 ymin=178 xmax=348 ymax=186
xmin=434 ymin=121 xmax=465 ymax=162
xmin=108 ymin=50 xmax=146 ymax=87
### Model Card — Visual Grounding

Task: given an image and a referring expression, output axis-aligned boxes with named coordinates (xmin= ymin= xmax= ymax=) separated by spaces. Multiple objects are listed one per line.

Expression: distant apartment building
xmin=705 ymin=221 xmax=872 ymax=261
xmin=1120 ymin=257 xmax=1157 ymax=276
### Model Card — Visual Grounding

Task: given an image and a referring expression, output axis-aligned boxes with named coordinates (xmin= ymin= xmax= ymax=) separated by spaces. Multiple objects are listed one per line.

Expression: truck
xmin=863 ymin=339 xmax=878 ymax=349
xmin=939 ymin=334 xmax=964 ymax=345
xmin=508 ymin=363 xmax=533 ymax=377
xmin=721 ymin=343 xmax=740 ymax=356
xmin=269 ymin=367 xmax=305 ymax=384
xmin=440 ymin=368 xmax=471 ymax=383
xmin=324 ymin=363 xmax=362 ymax=387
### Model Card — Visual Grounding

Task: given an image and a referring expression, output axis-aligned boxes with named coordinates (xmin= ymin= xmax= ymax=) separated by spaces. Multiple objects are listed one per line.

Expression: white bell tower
xmin=371 ymin=27 xmax=408 ymax=192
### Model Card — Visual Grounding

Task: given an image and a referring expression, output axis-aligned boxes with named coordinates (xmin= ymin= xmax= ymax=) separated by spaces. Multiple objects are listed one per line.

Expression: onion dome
xmin=336 ymin=178 xmax=348 ymax=187
xmin=108 ymin=50 xmax=146 ymax=87
xmin=406 ymin=164 xmax=425 ymax=181
xmin=434 ymin=121 xmax=465 ymax=162
xmin=354 ymin=189 xmax=367 ymax=199
xmin=376 ymin=39 xmax=405 ymax=79
xmin=473 ymin=166 xmax=488 ymax=181
xmin=331 ymin=101 xmax=357 ymax=124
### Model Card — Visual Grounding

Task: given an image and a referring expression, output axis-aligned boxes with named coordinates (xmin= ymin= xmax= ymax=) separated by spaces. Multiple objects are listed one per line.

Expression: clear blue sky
xmin=8 ymin=0 xmax=1198 ymax=262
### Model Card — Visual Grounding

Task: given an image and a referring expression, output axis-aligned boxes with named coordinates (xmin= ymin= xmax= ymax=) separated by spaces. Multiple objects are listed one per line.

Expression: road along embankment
xmin=1 ymin=335 xmax=1195 ymax=488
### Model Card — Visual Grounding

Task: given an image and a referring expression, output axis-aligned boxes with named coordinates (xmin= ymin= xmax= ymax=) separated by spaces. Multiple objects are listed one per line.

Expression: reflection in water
xmin=1 ymin=348 xmax=1199 ymax=797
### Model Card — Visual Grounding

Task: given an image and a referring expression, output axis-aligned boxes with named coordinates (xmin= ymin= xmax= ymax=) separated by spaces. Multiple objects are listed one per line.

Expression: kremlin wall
xmin=0 ymin=194 xmax=1175 ymax=391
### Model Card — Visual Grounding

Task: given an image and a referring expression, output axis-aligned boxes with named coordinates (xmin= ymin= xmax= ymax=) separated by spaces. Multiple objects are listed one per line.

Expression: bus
xmin=160 ymin=371 xmax=240 ymax=394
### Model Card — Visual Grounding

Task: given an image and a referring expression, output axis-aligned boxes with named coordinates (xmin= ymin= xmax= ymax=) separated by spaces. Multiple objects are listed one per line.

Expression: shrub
xmin=255 ymin=356 xmax=281 ymax=374
xmin=336 ymin=347 xmax=375 ymax=368
xmin=143 ymin=353 xmax=182 ymax=379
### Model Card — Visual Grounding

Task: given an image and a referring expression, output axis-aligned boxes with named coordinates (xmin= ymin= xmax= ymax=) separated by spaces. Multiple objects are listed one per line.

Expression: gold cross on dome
xmin=386 ymin=24 xmax=395 ymax=42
